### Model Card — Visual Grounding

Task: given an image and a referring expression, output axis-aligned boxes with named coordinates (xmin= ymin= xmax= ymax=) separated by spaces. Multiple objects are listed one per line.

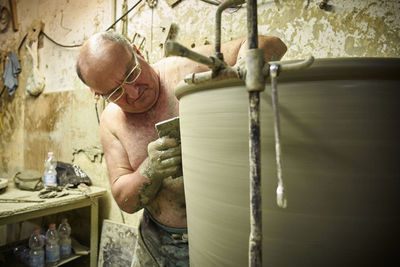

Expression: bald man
xmin=76 ymin=31 xmax=286 ymax=266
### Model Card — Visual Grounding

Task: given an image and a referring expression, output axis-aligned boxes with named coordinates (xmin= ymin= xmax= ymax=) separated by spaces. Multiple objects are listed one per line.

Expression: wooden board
xmin=98 ymin=219 xmax=138 ymax=267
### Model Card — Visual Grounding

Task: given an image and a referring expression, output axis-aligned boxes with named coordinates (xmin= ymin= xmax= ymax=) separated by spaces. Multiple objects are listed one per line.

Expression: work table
xmin=0 ymin=182 xmax=107 ymax=267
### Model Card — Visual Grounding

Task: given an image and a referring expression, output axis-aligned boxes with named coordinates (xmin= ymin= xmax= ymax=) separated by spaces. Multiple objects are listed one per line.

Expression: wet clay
xmin=176 ymin=58 xmax=400 ymax=266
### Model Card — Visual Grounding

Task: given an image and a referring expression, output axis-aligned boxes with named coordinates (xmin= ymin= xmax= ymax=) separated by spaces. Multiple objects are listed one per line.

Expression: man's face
xmin=86 ymin=43 xmax=159 ymax=114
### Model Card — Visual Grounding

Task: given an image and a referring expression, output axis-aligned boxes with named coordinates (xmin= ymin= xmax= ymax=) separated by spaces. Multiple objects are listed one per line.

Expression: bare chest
xmin=117 ymin=90 xmax=179 ymax=170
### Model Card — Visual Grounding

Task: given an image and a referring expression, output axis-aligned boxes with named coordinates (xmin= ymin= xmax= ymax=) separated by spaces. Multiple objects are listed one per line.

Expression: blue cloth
xmin=2 ymin=52 xmax=21 ymax=95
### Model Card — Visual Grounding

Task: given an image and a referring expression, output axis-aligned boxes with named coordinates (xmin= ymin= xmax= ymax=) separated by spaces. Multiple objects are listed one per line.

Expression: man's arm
xmin=194 ymin=35 xmax=287 ymax=66
xmin=100 ymin=115 xmax=147 ymax=213
xmin=158 ymin=35 xmax=287 ymax=86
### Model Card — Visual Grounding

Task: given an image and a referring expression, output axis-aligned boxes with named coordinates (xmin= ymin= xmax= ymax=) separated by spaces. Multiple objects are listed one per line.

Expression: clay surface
xmin=177 ymin=58 xmax=400 ymax=266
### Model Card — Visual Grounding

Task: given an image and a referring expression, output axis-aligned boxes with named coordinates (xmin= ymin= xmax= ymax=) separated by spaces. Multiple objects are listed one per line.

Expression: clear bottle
xmin=44 ymin=152 xmax=57 ymax=187
xmin=45 ymin=223 xmax=60 ymax=266
xmin=29 ymin=228 xmax=45 ymax=267
xmin=58 ymin=218 xmax=72 ymax=259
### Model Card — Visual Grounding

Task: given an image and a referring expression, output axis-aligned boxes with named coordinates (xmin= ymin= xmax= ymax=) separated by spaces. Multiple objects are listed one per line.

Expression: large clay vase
xmin=176 ymin=58 xmax=400 ymax=267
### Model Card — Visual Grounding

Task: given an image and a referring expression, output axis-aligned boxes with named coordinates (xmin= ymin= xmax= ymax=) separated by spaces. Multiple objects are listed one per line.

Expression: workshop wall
xmin=0 ymin=0 xmax=399 ymax=228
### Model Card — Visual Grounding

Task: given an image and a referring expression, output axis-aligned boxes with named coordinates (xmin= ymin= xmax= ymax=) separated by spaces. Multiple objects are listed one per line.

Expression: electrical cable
xmin=105 ymin=0 xmax=143 ymax=31
xmin=16 ymin=0 xmax=142 ymax=50
xmin=33 ymin=0 xmax=143 ymax=49
xmin=40 ymin=31 xmax=82 ymax=48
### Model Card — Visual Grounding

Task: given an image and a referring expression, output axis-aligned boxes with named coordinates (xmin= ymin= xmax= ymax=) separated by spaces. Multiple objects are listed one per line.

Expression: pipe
xmin=246 ymin=0 xmax=258 ymax=50
xmin=248 ymin=90 xmax=262 ymax=267
xmin=165 ymin=41 xmax=215 ymax=67
xmin=279 ymin=56 xmax=314 ymax=71
xmin=180 ymin=56 xmax=315 ymax=85
xmin=165 ymin=40 xmax=227 ymax=73
xmin=215 ymin=0 xmax=246 ymax=59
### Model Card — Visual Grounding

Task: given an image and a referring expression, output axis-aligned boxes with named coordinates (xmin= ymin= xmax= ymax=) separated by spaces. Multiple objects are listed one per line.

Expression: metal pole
xmin=248 ymin=91 xmax=262 ymax=267
xmin=246 ymin=0 xmax=263 ymax=266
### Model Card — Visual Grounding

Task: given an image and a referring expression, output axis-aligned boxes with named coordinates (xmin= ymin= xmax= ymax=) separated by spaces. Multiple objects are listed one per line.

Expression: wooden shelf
xmin=0 ymin=184 xmax=106 ymax=267
xmin=55 ymin=253 xmax=86 ymax=266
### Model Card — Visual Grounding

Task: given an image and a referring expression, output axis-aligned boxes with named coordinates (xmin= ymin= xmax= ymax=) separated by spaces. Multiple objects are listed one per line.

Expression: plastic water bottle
xmin=29 ymin=228 xmax=45 ymax=267
xmin=44 ymin=152 xmax=57 ymax=187
xmin=45 ymin=223 xmax=60 ymax=266
xmin=58 ymin=218 xmax=72 ymax=259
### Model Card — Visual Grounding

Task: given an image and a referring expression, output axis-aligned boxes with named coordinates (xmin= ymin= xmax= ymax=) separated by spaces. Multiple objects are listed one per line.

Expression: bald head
xmin=76 ymin=31 xmax=132 ymax=87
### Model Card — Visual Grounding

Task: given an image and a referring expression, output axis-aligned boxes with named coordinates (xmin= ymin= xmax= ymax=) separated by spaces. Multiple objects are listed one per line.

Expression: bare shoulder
xmin=153 ymin=57 xmax=205 ymax=89
xmin=100 ymin=103 xmax=124 ymax=133
xmin=99 ymin=103 xmax=131 ymax=150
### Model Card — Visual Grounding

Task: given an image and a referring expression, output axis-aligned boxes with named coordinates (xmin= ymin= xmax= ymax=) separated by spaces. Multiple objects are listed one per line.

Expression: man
xmin=76 ymin=31 xmax=286 ymax=266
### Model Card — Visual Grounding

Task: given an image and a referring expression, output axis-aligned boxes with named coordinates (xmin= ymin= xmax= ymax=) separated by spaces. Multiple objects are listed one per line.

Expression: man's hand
xmin=140 ymin=137 xmax=182 ymax=182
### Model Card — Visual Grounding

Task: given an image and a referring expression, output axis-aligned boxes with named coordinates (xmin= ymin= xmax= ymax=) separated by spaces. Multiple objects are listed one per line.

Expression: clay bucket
xmin=175 ymin=58 xmax=400 ymax=267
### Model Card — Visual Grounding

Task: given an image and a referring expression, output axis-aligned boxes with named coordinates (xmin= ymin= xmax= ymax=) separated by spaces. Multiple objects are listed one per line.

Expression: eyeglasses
xmin=101 ymin=52 xmax=142 ymax=103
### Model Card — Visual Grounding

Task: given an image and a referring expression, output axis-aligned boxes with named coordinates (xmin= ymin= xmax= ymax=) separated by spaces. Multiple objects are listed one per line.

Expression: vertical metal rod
xmin=249 ymin=91 xmax=262 ymax=267
xmin=247 ymin=0 xmax=262 ymax=266
xmin=247 ymin=0 xmax=258 ymax=49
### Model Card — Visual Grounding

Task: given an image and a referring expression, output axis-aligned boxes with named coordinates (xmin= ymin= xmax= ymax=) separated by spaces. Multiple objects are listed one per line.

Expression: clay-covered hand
xmin=140 ymin=137 xmax=182 ymax=182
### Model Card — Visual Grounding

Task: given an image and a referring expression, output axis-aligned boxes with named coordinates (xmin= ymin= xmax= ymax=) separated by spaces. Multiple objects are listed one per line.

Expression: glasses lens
xmin=108 ymin=87 xmax=124 ymax=102
xmin=126 ymin=67 xmax=141 ymax=84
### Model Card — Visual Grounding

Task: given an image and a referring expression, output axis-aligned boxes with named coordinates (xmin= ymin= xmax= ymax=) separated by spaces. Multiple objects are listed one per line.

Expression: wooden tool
xmin=8 ymin=0 xmax=18 ymax=31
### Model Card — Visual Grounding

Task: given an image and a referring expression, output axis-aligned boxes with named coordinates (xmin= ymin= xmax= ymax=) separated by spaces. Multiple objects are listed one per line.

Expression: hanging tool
xmin=0 ymin=5 xmax=10 ymax=32
xmin=8 ymin=0 xmax=18 ymax=31
xmin=121 ymin=0 xmax=129 ymax=36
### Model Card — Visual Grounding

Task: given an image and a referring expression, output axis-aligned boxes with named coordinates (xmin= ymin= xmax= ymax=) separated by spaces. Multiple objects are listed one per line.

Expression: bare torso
xmin=101 ymin=58 xmax=187 ymax=228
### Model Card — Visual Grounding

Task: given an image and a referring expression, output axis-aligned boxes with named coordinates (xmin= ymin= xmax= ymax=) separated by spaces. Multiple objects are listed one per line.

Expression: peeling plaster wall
xmin=1 ymin=0 xmax=399 ymax=229
xmin=122 ymin=0 xmax=400 ymax=62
